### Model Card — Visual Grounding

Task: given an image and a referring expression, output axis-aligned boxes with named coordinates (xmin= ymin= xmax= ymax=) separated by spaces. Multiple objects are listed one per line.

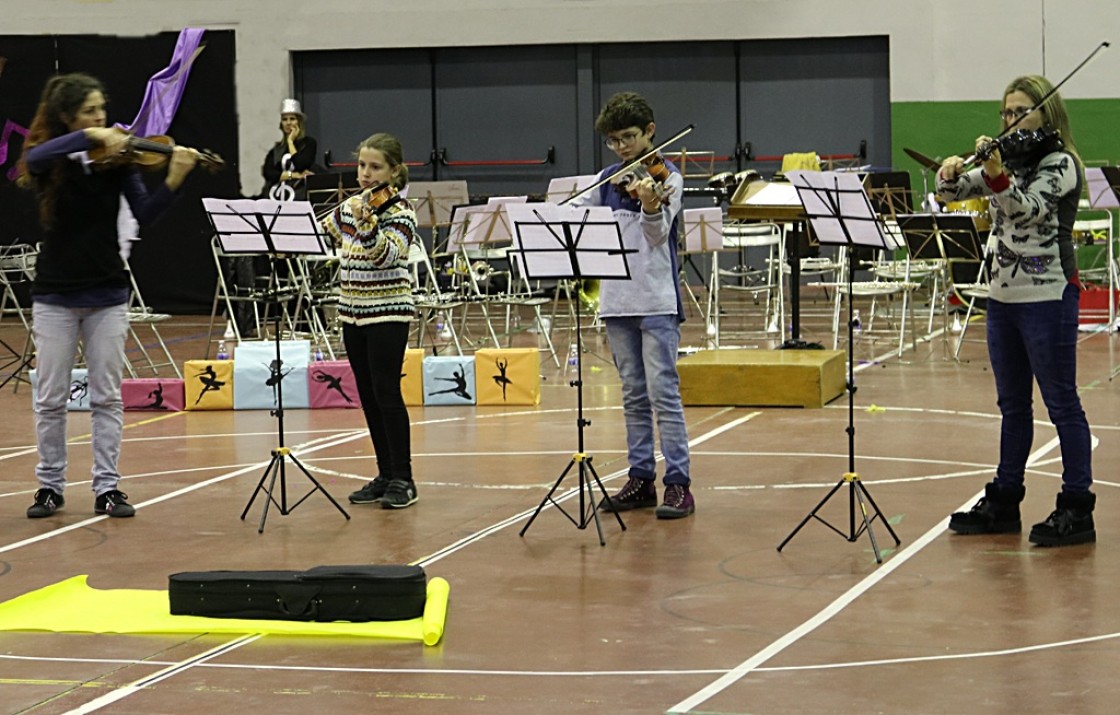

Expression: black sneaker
xmin=598 ymin=476 xmax=657 ymax=513
xmin=349 ymin=476 xmax=390 ymax=504
xmin=94 ymin=489 xmax=136 ymax=518
xmin=27 ymin=488 xmax=64 ymax=518
xmin=381 ymin=479 xmax=418 ymax=509
xmin=656 ymin=483 xmax=696 ymax=519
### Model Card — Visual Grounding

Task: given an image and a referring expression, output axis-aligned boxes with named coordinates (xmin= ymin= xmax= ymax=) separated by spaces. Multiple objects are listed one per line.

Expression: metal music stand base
xmin=518 ymin=298 xmax=625 ymax=546
xmin=777 ymin=253 xmax=900 ymax=564
xmin=239 ymin=282 xmax=350 ymax=533
xmin=777 ymin=471 xmax=899 ymax=564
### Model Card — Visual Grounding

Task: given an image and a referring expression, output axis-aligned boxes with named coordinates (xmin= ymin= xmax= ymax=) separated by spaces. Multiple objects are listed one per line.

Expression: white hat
xmin=279 ymin=98 xmax=305 ymax=118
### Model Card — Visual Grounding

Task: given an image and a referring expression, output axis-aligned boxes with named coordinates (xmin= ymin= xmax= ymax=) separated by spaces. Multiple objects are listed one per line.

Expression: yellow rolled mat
xmin=0 ymin=575 xmax=450 ymax=645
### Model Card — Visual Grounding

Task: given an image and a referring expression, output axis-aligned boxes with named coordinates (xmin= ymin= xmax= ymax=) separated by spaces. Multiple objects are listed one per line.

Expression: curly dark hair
xmin=16 ymin=73 xmax=106 ymax=228
xmin=594 ymin=92 xmax=655 ymax=135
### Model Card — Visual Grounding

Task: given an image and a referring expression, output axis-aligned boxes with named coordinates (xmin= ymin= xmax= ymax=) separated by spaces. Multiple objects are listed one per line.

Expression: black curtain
xmin=0 ymin=30 xmax=240 ymax=313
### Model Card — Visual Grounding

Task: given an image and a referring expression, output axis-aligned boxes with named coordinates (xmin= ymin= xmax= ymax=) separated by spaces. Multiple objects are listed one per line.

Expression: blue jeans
xmin=987 ymin=283 xmax=1092 ymax=493
xmin=604 ymin=315 xmax=690 ymax=485
xmin=31 ymin=301 xmax=129 ymax=496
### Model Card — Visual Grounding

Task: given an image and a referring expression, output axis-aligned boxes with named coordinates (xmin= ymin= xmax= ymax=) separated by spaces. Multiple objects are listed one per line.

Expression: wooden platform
xmin=677 ymin=348 xmax=846 ymax=408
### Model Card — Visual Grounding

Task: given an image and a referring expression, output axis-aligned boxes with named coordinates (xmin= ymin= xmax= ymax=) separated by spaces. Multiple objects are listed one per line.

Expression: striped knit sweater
xmin=321 ymin=197 xmax=416 ymax=325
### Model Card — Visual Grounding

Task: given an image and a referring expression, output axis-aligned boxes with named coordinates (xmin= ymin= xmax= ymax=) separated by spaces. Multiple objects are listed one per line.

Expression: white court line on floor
xmin=22 ymin=408 xmax=753 ymax=713
xmin=666 ymin=434 xmax=1064 ymax=714
xmin=7 ymin=625 xmax=1120 ymax=680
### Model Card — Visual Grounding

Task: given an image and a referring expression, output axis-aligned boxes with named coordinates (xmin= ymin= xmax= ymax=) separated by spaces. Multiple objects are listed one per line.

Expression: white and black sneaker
xmin=349 ymin=475 xmax=390 ymax=504
xmin=381 ymin=479 xmax=418 ymax=509
xmin=94 ymin=489 xmax=136 ymax=518
xmin=27 ymin=488 xmax=64 ymax=518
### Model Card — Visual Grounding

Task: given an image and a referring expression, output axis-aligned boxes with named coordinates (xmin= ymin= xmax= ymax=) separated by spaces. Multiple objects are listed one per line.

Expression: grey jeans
xmin=31 ymin=301 xmax=129 ymax=495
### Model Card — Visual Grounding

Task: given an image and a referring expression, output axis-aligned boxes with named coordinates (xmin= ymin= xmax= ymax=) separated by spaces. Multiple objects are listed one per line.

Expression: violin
xmin=613 ymin=153 xmax=672 ymax=202
xmin=976 ymin=128 xmax=1065 ymax=170
xmin=86 ymin=131 xmax=225 ymax=173
xmin=363 ymin=182 xmax=404 ymax=216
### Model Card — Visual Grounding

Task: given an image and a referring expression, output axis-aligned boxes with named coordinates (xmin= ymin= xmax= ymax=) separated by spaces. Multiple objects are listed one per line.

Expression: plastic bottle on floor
xmin=216 ymin=340 xmax=229 ymax=360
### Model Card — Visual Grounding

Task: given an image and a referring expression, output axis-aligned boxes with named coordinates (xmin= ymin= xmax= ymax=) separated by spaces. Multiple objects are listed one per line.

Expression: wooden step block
xmin=678 ymin=349 xmax=846 ymax=408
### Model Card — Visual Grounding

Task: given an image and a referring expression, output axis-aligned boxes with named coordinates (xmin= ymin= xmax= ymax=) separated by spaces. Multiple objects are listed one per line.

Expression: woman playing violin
xmin=16 ymin=72 xmax=199 ymax=520
xmin=568 ymin=91 xmax=694 ymax=520
xmin=319 ymin=133 xmax=419 ymax=510
xmin=938 ymin=75 xmax=1094 ymax=547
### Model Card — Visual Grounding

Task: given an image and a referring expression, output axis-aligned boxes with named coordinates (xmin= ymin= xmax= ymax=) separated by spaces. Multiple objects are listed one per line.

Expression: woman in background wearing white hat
xmin=261 ymin=98 xmax=317 ymax=200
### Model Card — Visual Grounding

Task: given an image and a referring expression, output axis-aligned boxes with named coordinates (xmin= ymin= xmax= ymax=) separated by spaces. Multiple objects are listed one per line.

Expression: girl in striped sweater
xmin=320 ymin=133 xmax=419 ymax=509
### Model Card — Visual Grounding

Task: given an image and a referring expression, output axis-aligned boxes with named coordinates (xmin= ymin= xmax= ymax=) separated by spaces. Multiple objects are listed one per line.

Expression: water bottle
xmin=435 ymin=314 xmax=446 ymax=340
xmin=568 ymin=343 xmax=580 ymax=369
xmin=313 ymin=347 xmax=325 ymax=362
xmin=852 ymin=309 xmax=862 ymax=332
xmin=216 ymin=340 xmax=229 ymax=360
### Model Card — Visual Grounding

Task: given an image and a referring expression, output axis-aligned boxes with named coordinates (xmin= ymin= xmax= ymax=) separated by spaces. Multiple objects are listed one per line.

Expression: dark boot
xmin=948 ymin=482 xmax=1025 ymax=534
xmin=1029 ymin=491 xmax=1096 ymax=547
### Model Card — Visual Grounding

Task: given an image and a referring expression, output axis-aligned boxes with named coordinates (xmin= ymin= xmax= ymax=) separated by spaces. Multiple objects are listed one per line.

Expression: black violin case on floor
xmin=168 ymin=565 xmax=427 ymax=622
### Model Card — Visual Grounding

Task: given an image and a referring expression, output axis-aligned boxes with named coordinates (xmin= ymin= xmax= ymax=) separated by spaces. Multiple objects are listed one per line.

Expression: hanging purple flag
xmin=118 ymin=28 xmax=206 ymax=136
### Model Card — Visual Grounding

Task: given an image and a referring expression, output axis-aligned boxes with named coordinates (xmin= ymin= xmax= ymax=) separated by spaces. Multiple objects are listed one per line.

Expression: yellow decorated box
xmin=474 ymin=348 xmax=541 ymax=406
xmin=183 ymin=359 xmax=235 ymax=410
xmin=401 ymin=348 xmax=425 ymax=406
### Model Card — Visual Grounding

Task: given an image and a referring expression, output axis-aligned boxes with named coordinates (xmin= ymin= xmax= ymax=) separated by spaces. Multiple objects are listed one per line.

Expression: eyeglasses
xmin=604 ymin=130 xmax=643 ymax=150
xmin=1000 ymin=107 xmax=1033 ymax=122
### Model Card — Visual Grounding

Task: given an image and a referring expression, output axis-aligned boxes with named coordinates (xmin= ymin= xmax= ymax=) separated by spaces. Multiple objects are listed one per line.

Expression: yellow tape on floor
xmin=0 ymin=575 xmax=450 ymax=646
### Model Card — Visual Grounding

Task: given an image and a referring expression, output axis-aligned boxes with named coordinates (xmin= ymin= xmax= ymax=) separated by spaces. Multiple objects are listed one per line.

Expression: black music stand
xmin=203 ymin=197 xmax=351 ymax=533
xmin=509 ymin=202 xmax=633 ymax=545
xmin=777 ymin=171 xmax=902 ymax=564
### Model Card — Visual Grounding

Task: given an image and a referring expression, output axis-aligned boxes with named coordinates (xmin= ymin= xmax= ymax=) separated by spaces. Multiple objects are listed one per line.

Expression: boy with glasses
xmin=570 ymin=91 xmax=694 ymax=519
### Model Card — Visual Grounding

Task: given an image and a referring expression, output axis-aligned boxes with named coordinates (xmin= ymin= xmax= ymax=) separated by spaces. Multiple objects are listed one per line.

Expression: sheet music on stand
xmin=304 ymin=172 xmax=360 ymax=217
xmin=202 ymin=198 xmax=326 ymax=256
xmin=505 ymin=203 xmax=629 ymax=280
xmin=546 ymin=175 xmax=598 ymax=204
xmin=681 ymin=207 xmax=723 ymax=253
xmin=446 ymin=196 xmax=527 ymax=256
xmin=786 ymin=171 xmax=894 ymax=249
xmin=408 ymin=180 xmax=470 ymax=229
xmin=1086 ymin=167 xmax=1120 ymax=209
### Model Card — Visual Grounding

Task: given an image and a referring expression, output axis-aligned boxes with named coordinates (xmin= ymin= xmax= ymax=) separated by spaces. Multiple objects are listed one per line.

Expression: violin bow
xmin=966 ymin=40 xmax=1110 ymax=165
xmin=559 ymin=124 xmax=695 ymax=206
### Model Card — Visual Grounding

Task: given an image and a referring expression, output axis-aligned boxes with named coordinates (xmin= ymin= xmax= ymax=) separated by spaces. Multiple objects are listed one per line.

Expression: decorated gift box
xmin=29 ymin=368 xmax=90 ymax=411
xmin=422 ymin=355 xmax=475 ymax=406
xmin=122 ymin=377 xmax=185 ymax=411
xmin=307 ymin=360 xmax=360 ymax=409
xmin=232 ymin=340 xmax=310 ymax=410
xmin=183 ymin=359 xmax=234 ymax=410
xmin=473 ymin=348 xmax=540 ymax=406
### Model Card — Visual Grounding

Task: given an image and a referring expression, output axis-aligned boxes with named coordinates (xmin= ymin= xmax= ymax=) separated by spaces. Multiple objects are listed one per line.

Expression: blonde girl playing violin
xmin=319 ymin=133 xmax=419 ymax=510
xmin=938 ymin=75 xmax=1094 ymax=547
xmin=17 ymin=72 xmax=199 ymax=519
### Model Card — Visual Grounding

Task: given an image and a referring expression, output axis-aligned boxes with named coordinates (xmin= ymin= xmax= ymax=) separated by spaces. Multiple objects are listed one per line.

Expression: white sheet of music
xmin=1085 ymin=168 xmax=1120 ymax=209
xmin=786 ymin=171 xmax=889 ymax=249
xmin=744 ymin=182 xmax=802 ymax=206
xmin=681 ymin=207 xmax=724 ymax=253
xmin=546 ymin=175 xmax=599 ymax=203
xmin=506 ymin=202 xmax=626 ymax=280
xmin=203 ymin=198 xmax=324 ymax=255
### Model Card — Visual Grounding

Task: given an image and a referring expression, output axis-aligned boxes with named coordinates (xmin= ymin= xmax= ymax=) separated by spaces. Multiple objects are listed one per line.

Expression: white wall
xmin=6 ymin=0 xmax=1117 ymax=191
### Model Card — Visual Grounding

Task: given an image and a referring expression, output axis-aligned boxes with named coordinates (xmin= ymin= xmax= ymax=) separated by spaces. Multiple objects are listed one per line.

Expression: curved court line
xmin=667 ymin=435 xmax=1064 ymax=714
xmin=12 ymin=625 xmax=1120 ymax=678
xmin=19 ymin=408 xmax=756 ymax=713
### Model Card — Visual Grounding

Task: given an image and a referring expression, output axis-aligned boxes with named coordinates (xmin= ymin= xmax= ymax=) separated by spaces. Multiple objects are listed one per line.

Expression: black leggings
xmin=342 ymin=321 xmax=412 ymax=481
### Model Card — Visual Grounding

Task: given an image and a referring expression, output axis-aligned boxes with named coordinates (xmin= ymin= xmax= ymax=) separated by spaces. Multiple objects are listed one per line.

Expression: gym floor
xmin=1 ymin=293 xmax=1118 ymax=714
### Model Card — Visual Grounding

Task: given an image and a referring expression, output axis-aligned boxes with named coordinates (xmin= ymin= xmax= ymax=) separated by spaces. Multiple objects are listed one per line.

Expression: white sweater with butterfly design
xmin=937 ymin=150 xmax=1081 ymax=304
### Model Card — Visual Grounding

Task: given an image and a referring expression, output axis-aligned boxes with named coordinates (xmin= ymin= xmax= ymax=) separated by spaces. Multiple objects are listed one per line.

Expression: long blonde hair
xmin=1002 ymin=75 xmax=1082 ymax=172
